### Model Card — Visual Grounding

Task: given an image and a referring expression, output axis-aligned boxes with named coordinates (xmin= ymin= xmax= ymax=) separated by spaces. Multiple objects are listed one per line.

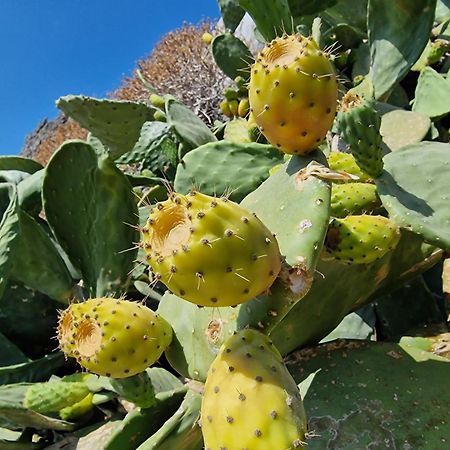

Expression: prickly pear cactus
xmin=335 ymin=94 xmax=384 ymax=178
xmin=249 ymin=34 xmax=338 ymax=154
xmin=324 ymin=215 xmax=401 ymax=264
xmin=109 ymin=372 xmax=156 ymax=408
xmin=141 ymin=191 xmax=281 ymax=307
xmin=201 ymin=329 xmax=308 ymax=449
xmin=327 ymin=152 xmax=371 ymax=182
xmin=330 ymin=182 xmax=381 ymax=218
xmin=57 ymin=297 xmax=172 ymax=378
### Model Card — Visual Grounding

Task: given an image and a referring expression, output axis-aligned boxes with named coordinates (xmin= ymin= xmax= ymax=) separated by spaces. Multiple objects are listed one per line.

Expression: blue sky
xmin=0 ymin=0 xmax=220 ymax=155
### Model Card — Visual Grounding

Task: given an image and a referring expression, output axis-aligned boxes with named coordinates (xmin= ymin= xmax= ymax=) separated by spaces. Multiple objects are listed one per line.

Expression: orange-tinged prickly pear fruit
xmin=141 ymin=191 xmax=281 ymax=307
xmin=57 ymin=297 xmax=172 ymax=378
xmin=201 ymin=329 xmax=308 ymax=449
xmin=249 ymin=34 xmax=338 ymax=155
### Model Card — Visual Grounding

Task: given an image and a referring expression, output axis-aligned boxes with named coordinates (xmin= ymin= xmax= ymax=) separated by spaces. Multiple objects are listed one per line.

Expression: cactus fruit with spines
xmin=324 ymin=215 xmax=401 ymax=264
xmin=201 ymin=328 xmax=308 ymax=449
xmin=57 ymin=297 xmax=172 ymax=378
xmin=335 ymin=93 xmax=384 ymax=178
xmin=330 ymin=182 xmax=381 ymax=218
xmin=141 ymin=191 xmax=282 ymax=307
xmin=248 ymin=33 xmax=338 ymax=154
xmin=327 ymin=151 xmax=372 ymax=182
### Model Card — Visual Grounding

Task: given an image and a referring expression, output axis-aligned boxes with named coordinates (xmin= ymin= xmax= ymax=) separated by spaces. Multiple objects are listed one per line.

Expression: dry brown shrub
xmin=113 ymin=21 xmax=228 ymax=125
xmin=23 ymin=115 xmax=88 ymax=165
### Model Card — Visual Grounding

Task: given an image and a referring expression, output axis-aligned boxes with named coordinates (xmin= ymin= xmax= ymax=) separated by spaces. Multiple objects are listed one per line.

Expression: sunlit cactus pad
xmin=376 ymin=141 xmax=450 ymax=250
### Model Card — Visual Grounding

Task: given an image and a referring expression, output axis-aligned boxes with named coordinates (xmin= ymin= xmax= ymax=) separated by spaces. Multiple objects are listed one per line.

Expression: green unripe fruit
xmin=201 ymin=329 xmax=307 ymax=449
xmin=234 ymin=75 xmax=248 ymax=93
xmin=220 ymin=100 xmax=233 ymax=118
xmin=223 ymin=87 xmax=239 ymax=101
xmin=327 ymin=152 xmax=372 ymax=182
xmin=336 ymin=93 xmax=384 ymax=178
xmin=330 ymin=182 xmax=381 ymax=218
xmin=249 ymin=33 xmax=338 ymax=155
xmin=109 ymin=372 xmax=156 ymax=408
xmin=228 ymin=99 xmax=239 ymax=117
xmin=238 ymin=97 xmax=250 ymax=118
xmin=324 ymin=215 xmax=400 ymax=264
xmin=59 ymin=393 xmax=94 ymax=420
xmin=57 ymin=298 xmax=172 ymax=378
xmin=153 ymin=110 xmax=167 ymax=122
xmin=149 ymin=94 xmax=166 ymax=109
xmin=24 ymin=379 xmax=91 ymax=417
xmin=141 ymin=191 xmax=282 ymax=307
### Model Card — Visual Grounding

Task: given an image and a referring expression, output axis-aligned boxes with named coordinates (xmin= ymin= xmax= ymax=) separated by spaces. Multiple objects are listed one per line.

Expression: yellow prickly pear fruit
xmin=202 ymin=32 xmax=213 ymax=45
xmin=149 ymin=93 xmax=166 ymax=109
xmin=141 ymin=191 xmax=281 ymax=307
xmin=249 ymin=34 xmax=338 ymax=154
xmin=228 ymin=99 xmax=239 ymax=116
xmin=238 ymin=97 xmax=250 ymax=117
xmin=57 ymin=297 xmax=172 ymax=378
xmin=201 ymin=329 xmax=308 ymax=449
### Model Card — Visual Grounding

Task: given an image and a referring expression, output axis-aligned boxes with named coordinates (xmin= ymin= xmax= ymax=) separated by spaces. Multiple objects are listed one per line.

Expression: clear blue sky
xmin=0 ymin=0 xmax=220 ymax=155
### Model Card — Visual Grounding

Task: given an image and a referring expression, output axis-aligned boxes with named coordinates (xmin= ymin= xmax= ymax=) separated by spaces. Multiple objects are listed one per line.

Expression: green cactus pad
xmin=142 ymin=191 xmax=281 ymax=307
xmin=380 ymin=109 xmax=430 ymax=151
xmin=115 ymin=121 xmax=176 ymax=177
xmin=249 ymin=34 xmax=337 ymax=154
xmin=324 ymin=215 xmax=400 ymax=264
xmin=241 ymin=152 xmax=331 ymax=284
xmin=376 ymin=141 xmax=450 ymax=250
xmin=287 ymin=339 xmax=450 ymax=449
xmin=201 ymin=329 xmax=307 ymax=449
xmin=270 ymin=230 xmax=441 ymax=356
xmin=336 ymin=96 xmax=384 ymax=178
xmin=0 ymin=184 xmax=19 ymax=301
xmin=0 ymin=157 xmax=42 ymax=174
xmin=59 ymin=392 xmax=94 ymax=421
xmin=165 ymin=98 xmax=216 ymax=150
xmin=136 ymin=390 xmax=203 ymax=450
xmin=23 ymin=380 xmax=90 ymax=415
xmin=239 ymin=0 xmax=293 ymax=40
xmin=330 ymin=182 xmax=381 ymax=218
xmin=158 ymin=292 xmax=237 ymax=381
xmin=10 ymin=211 xmax=73 ymax=303
xmin=109 ymin=372 xmax=156 ymax=408
xmin=211 ymin=32 xmax=253 ymax=81
xmin=223 ymin=118 xmax=251 ymax=143
xmin=57 ymin=96 xmax=155 ymax=159
xmin=412 ymin=67 xmax=450 ymax=118
xmin=43 ymin=141 xmax=139 ymax=296
xmin=57 ymin=297 xmax=172 ymax=378
xmin=174 ymin=141 xmax=283 ymax=202
xmin=104 ymin=386 xmax=187 ymax=450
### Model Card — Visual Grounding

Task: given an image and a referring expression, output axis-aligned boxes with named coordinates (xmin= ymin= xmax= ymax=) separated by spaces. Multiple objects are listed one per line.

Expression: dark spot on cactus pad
xmin=239 ymin=393 xmax=246 ymax=401
xmin=226 ymin=416 xmax=234 ymax=423
xmin=255 ymin=429 xmax=262 ymax=437
xmin=214 ymin=386 xmax=220 ymax=393
xmin=255 ymin=375 xmax=263 ymax=382
xmin=229 ymin=366 xmax=235 ymax=372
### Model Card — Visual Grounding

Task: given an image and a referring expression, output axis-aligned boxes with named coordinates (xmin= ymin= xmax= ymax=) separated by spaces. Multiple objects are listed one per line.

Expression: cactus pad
xmin=376 ymin=141 xmax=450 ymax=250
xmin=335 ymin=95 xmax=384 ymax=178
xmin=249 ymin=34 xmax=337 ymax=154
xmin=201 ymin=329 xmax=307 ymax=449
xmin=324 ymin=215 xmax=400 ymax=264
xmin=57 ymin=297 xmax=172 ymax=378
xmin=330 ymin=182 xmax=381 ymax=218
xmin=142 ymin=191 xmax=281 ymax=307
